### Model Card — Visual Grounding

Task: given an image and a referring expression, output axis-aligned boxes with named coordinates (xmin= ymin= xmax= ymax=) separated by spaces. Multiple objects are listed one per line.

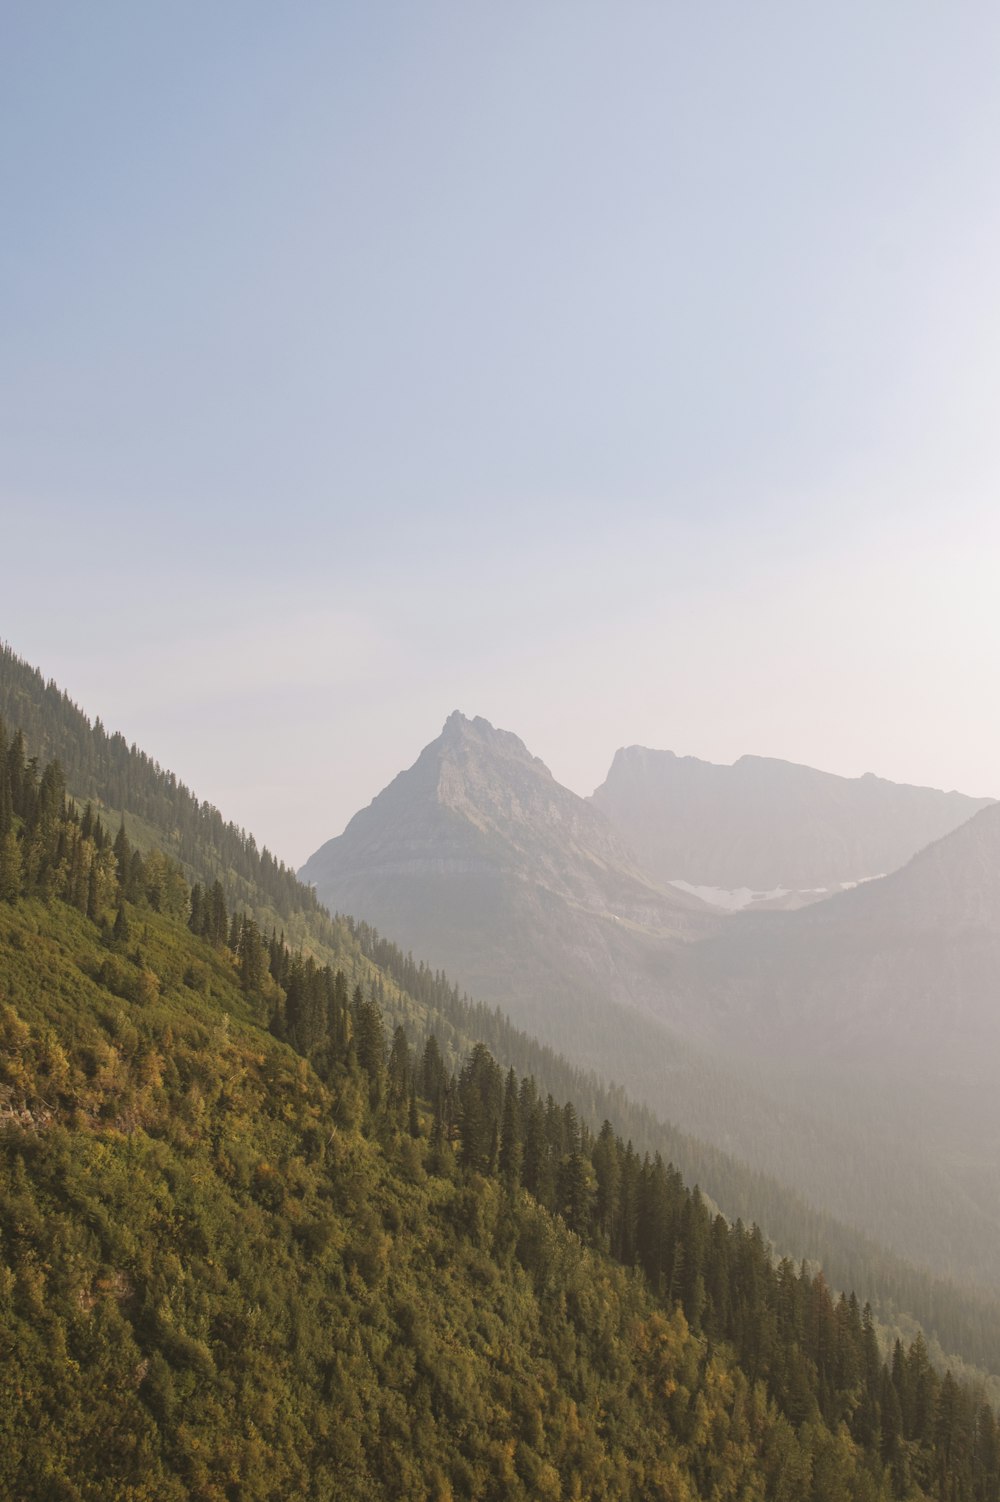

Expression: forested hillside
xmin=2 ymin=741 xmax=998 ymax=1500
xmin=3 ymin=644 xmax=1000 ymax=1387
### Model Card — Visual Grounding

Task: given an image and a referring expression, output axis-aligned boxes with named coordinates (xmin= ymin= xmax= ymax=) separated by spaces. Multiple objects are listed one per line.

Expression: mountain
xmin=656 ymin=804 xmax=1000 ymax=1292
xmin=6 ymin=642 xmax=985 ymax=1337
xmin=6 ymin=645 xmax=1000 ymax=1380
xmin=301 ymin=711 xmax=1000 ymax=1294
xmin=2 ymin=732 xmax=998 ymax=1500
xmin=592 ymin=745 xmax=992 ymax=899
xmin=673 ymin=800 xmax=1000 ymax=1109
xmin=301 ymin=711 xmax=717 ymax=1040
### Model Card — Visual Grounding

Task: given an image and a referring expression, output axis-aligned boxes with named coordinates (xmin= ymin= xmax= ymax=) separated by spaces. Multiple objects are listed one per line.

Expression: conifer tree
xmin=0 ymin=828 xmax=21 ymax=902
xmin=113 ymin=818 xmax=131 ymax=886
xmin=498 ymin=1068 xmax=523 ymax=1183
xmin=388 ymin=1026 xmax=411 ymax=1111
xmin=112 ymin=902 xmax=130 ymax=945
xmin=188 ymin=882 xmax=203 ymax=936
xmin=0 ymin=737 xmax=13 ymax=841
xmin=237 ymin=916 xmax=265 ymax=995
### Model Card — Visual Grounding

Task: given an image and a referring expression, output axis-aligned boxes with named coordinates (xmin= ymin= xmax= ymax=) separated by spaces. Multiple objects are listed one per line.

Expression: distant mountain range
xmin=301 ymin=713 xmax=1000 ymax=1289
xmin=592 ymin=744 xmax=992 ymax=899
xmin=6 ymin=658 xmax=998 ymax=1497
xmin=6 ymin=641 xmax=1000 ymax=1407
xmin=670 ymin=797 xmax=1000 ymax=1138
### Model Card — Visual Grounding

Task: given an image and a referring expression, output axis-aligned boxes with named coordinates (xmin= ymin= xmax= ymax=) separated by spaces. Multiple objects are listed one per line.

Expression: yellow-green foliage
xmin=1 ymin=897 xmax=897 ymax=1502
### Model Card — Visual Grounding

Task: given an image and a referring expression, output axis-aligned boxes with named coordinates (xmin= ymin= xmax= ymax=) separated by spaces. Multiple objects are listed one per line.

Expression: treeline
xmin=0 ymin=645 xmax=311 ymax=923
xmin=0 ymin=859 xmax=883 ymax=1500
xmin=348 ymin=916 xmax=1000 ymax=1382
xmin=4 ymin=648 xmax=1000 ymax=1381
xmin=265 ymin=946 xmax=1000 ymax=1500
xmin=3 ymin=751 xmax=1000 ymax=1500
xmin=0 ymin=722 xmax=184 ymax=925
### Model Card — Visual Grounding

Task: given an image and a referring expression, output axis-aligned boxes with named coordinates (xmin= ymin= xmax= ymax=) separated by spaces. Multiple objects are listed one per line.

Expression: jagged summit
xmin=304 ymin=713 xmax=701 ymax=901
xmin=434 ymin=710 xmax=552 ymax=779
xmin=300 ymin=717 xmax=716 ymax=1037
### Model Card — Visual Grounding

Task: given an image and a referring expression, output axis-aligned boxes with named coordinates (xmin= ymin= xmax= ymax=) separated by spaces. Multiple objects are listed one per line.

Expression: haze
xmin=4 ymin=2 xmax=999 ymax=865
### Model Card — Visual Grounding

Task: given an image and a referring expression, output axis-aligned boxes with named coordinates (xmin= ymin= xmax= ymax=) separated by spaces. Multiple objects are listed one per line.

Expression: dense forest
xmin=3 ymin=643 xmax=1000 ymax=1387
xmin=2 ymin=733 xmax=999 ymax=1499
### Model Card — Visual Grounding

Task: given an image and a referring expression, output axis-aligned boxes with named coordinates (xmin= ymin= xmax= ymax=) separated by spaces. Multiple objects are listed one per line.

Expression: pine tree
xmin=188 ymin=882 xmax=204 ymax=936
xmin=388 ymin=1026 xmax=411 ymax=1111
xmin=237 ymin=916 xmax=265 ymax=995
xmin=498 ymin=1068 xmax=523 ymax=1183
xmin=6 ymin=729 xmax=26 ymax=816
xmin=0 ymin=828 xmax=21 ymax=902
xmin=420 ymin=1034 xmax=446 ymax=1100
xmin=113 ymin=818 xmax=131 ymax=886
xmin=0 ymin=733 xmax=13 ymax=841
xmin=593 ymin=1120 xmax=620 ymax=1246
xmin=206 ymin=880 xmax=228 ymax=946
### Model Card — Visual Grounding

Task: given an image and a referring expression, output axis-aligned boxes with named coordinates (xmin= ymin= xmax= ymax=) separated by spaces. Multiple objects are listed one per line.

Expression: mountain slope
xmin=5 ymin=644 xmax=1000 ymax=1376
xmin=592 ymin=745 xmax=992 ymax=894
xmin=301 ymin=712 xmax=1000 ymax=1295
xmin=301 ymin=711 xmax=716 ymax=1031
xmin=660 ymin=805 xmax=1000 ymax=1289
xmin=672 ymin=802 xmax=1000 ymax=1081
xmin=0 ymin=898 xmax=770 ymax=1500
xmin=1 ymin=789 xmax=996 ymax=1499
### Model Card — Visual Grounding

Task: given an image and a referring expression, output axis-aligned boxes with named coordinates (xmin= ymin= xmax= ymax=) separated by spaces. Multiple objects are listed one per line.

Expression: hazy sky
xmin=4 ymin=3 xmax=1000 ymax=867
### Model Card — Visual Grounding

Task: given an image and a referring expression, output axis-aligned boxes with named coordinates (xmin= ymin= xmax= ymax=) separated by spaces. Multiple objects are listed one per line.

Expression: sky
xmin=3 ymin=2 xmax=1000 ymax=868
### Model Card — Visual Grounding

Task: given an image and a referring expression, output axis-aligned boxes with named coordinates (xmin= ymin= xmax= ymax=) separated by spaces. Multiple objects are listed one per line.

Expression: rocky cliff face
xmin=300 ymin=712 xmax=716 ymax=1039
xmin=592 ymin=745 xmax=993 ymax=893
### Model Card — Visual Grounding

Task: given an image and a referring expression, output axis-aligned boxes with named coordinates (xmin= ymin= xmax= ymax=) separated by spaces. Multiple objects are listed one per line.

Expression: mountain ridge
xmin=310 ymin=711 xmax=710 ymax=922
xmin=301 ymin=709 xmax=1000 ymax=1290
xmin=592 ymin=742 xmax=993 ymax=893
xmin=6 ymin=644 xmax=1000 ymax=1366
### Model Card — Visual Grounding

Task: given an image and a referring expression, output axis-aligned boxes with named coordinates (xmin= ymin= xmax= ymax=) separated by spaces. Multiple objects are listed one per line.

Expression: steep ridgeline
xmin=2 ymin=763 xmax=999 ymax=1500
xmin=592 ymin=746 xmax=992 ymax=904
xmin=5 ymin=644 xmax=1000 ymax=1383
xmin=301 ymin=713 xmax=1000 ymax=1296
xmin=301 ymin=710 xmax=717 ymax=1038
xmin=0 ymin=643 xmax=348 ymax=966
xmin=666 ymin=803 xmax=1000 ymax=1290
xmin=300 ymin=714 xmax=799 ymax=1203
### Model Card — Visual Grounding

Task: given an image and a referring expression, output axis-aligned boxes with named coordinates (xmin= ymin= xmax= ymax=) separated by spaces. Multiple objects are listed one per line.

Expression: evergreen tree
xmin=0 ymin=828 xmax=21 ymax=902
xmin=498 ymin=1068 xmax=523 ymax=1183
xmin=188 ymin=882 xmax=204 ymax=936
xmin=388 ymin=1026 xmax=412 ymax=1111
xmin=112 ymin=902 xmax=130 ymax=945
xmin=113 ymin=818 xmax=131 ymax=886
xmin=237 ymin=915 xmax=265 ymax=995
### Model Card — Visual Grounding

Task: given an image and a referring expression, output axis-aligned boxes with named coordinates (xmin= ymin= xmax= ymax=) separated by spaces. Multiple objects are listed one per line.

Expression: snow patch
xmin=669 ymin=875 xmax=885 ymax=912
